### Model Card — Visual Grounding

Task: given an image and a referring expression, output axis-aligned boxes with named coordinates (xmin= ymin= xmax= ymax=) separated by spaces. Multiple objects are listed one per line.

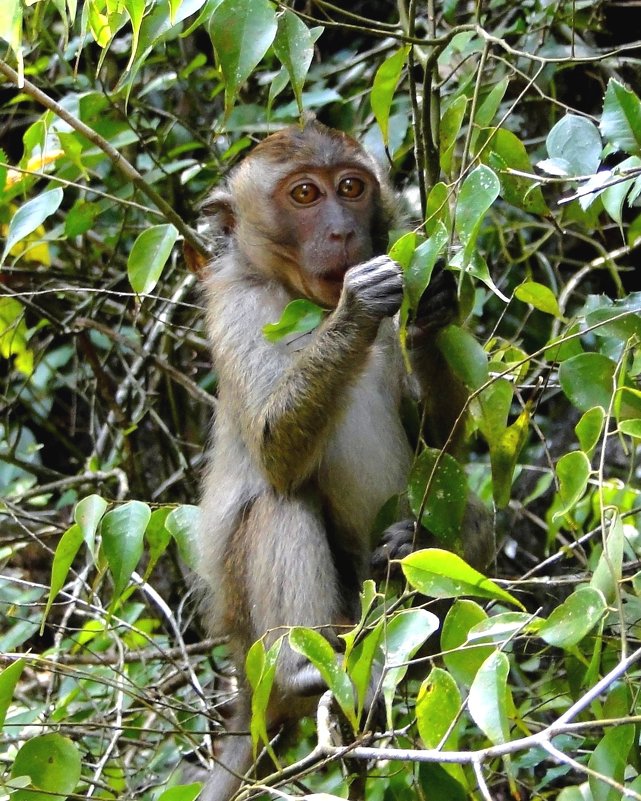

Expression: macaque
xmin=193 ymin=120 xmax=492 ymax=800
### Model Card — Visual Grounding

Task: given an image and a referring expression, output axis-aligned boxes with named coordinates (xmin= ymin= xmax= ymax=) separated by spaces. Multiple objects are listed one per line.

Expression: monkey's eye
xmin=290 ymin=182 xmax=321 ymax=205
xmin=337 ymin=177 xmax=365 ymax=199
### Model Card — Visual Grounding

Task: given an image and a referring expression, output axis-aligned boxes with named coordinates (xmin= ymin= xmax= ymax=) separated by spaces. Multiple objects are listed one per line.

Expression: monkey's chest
xmin=319 ymin=368 xmax=412 ymax=538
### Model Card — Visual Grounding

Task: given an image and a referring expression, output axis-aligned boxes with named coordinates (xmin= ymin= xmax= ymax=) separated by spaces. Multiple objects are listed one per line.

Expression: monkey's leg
xmin=246 ymin=492 xmax=345 ymax=699
xmin=200 ymin=693 xmax=253 ymax=801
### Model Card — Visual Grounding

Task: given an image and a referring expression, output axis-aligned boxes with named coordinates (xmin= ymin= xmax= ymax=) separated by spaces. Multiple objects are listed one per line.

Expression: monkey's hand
xmin=371 ymin=519 xmax=430 ymax=582
xmin=341 ymin=255 xmax=403 ymax=323
xmin=407 ymin=265 xmax=458 ymax=349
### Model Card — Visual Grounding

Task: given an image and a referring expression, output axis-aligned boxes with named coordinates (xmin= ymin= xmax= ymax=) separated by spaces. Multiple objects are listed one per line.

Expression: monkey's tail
xmin=200 ymin=699 xmax=254 ymax=801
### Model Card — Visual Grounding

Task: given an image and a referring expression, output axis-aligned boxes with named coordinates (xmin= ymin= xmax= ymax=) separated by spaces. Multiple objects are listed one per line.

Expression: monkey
xmin=191 ymin=120 xmax=493 ymax=800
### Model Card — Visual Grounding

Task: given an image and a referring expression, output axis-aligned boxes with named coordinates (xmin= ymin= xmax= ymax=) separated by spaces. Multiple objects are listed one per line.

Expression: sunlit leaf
xmin=0 ymin=189 xmax=63 ymax=267
xmin=514 ymin=281 xmax=562 ymax=317
xmin=371 ymin=46 xmax=410 ymax=146
xmin=416 ymin=667 xmax=461 ymax=750
xmin=0 ymin=659 xmax=25 ymax=730
xmin=166 ymin=505 xmax=200 ymax=569
xmin=128 ymin=224 xmax=178 ymax=295
xmin=575 ymin=407 xmax=605 ymax=455
xmin=290 ymin=627 xmax=356 ymax=729
xmin=0 ymin=296 xmax=33 ymax=374
xmin=246 ymin=638 xmax=281 ymax=757
xmin=539 ymin=587 xmax=606 ymax=648
xmin=455 ymin=165 xmax=500 ymax=261
xmin=591 ymin=514 xmax=624 ymax=603
xmin=553 ymin=450 xmax=591 ymax=520
xmin=11 ymin=733 xmax=81 ymax=801
xmin=402 ymin=548 xmax=524 ymax=609
xmin=468 ymin=650 xmax=512 ymax=744
xmin=489 ymin=406 xmax=531 ymax=508
xmin=74 ymin=494 xmax=108 ymax=552
xmin=381 ymin=609 xmax=439 ymax=723
xmin=601 ymin=78 xmax=641 ymax=156
xmin=263 ymin=299 xmax=326 ymax=342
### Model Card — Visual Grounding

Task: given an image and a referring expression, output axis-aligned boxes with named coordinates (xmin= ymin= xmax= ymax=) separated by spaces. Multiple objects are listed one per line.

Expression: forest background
xmin=1 ymin=0 xmax=641 ymax=799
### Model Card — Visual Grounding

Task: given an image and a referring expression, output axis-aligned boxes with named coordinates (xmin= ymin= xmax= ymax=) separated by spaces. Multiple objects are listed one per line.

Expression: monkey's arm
xmin=211 ymin=256 xmax=403 ymax=494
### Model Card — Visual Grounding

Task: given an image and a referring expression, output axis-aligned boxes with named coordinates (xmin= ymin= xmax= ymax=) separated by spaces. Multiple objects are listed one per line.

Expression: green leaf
xmin=272 ymin=10 xmax=314 ymax=115
xmin=553 ymin=450 xmax=591 ymax=521
xmin=418 ymin=763 xmax=467 ymax=801
xmin=0 ymin=659 xmax=25 ymax=730
xmin=403 ymin=224 xmax=448 ymax=310
xmin=246 ymin=638 xmax=281 ymax=757
xmin=514 ymin=281 xmax=562 ymax=317
xmin=484 ymin=128 xmax=549 ymax=215
xmin=437 ymin=324 xmax=489 ymax=390
xmin=388 ymin=231 xmax=417 ymax=269
xmin=468 ymin=650 xmax=512 ymax=744
xmin=489 ymin=406 xmax=531 ymax=509
xmin=209 ymin=0 xmax=278 ymax=116
xmin=127 ymin=224 xmax=178 ymax=295
xmin=475 ymin=77 xmax=509 ymax=127
xmin=441 ymin=600 xmax=493 ymax=687
xmin=0 ymin=0 xmax=23 ymax=61
xmin=588 ymin=724 xmax=635 ymax=801
xmin=156 ymin=784 xmax=203 ymax=801
xmin=407 ymin=448 xmax=468 ymax=544
xmin=402 ymin=548 xmax=524 ymax=609
xmin=290 ymin=627 xmax=356 ymax=729
xmin=416 ymin=667 xmax=461 ymax=750
xmin=11 ymin=733 xmax=81 ymax=801
xmin=585 ymin=294 xmax=641 ymax=341
xmin=123 ymin=0 xmax=145 ymax=71
xmin=591 ymin=515 xmax=624 ymax=603
xmin=602 ymin=156 xmax=641 ymax=224
xmin=100 ymin=501 xmax=150 ymax=600
xmin=545 ymin=114 xmax=602 ymax=176
xmin=42 ymin=524 xmax=84 ymax=631
xmin=575 ymin=407 xmax=605 ymax=455
xmin=559 ymin=353 xmax=616 ymax=413
xmin=601 ymin=78 xmax=641 ymax=156
xmin=144 ymin=507 xmax=172 ymax=576
xmin=166 ymin=505 xmax=200 ymax=569
xmin=371 ymin=46 xmax=410 ymax=146
xmin=473 ymin=378 xmax=513 ymax=445
xmin=440 ymin=95 xmax=467 ymax=173
xmin=262 ymin=299 xmax=326 ymax=342
xmin=619 ymin=419 xmax=641 ymax=438
xmin=0 ymin=188 xmax=63 ymax=267
xmin=380 ymin=609 xmax=439 ymax=723
xmin=425 ymin=182 xmax=451 ymax=236
xmin=75 ymin=494 xmax=108 ymax=552
xmin=0 ymin=296 xmax=33 ymax=374
xmin=455 ymin=165 xmax=500 ymax=261
xmin=64 ymin=201 xmax=100 ymax=238
xmin=539 ymin=587 xmax=606 ymax=648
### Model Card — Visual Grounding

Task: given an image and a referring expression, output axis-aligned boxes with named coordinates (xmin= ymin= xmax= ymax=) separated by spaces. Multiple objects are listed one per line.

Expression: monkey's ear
xmin=201 ymin=189 xmax=236 ymax=237
xmin=183 ymin=240 xmax=209 ymax=278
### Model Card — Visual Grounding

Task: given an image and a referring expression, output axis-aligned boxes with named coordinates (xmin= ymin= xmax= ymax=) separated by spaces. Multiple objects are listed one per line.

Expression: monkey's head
xmin=200 ymin=121 xmax=398 ymax=307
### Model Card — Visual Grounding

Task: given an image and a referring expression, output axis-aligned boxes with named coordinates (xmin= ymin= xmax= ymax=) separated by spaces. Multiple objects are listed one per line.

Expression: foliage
xmin=1 ymin=0 xmax=641 ymax=799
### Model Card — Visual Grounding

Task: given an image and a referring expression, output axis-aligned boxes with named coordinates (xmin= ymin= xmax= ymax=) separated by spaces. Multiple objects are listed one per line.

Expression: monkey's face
xmin=271 ymin=167 xmax=379 ymax=307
